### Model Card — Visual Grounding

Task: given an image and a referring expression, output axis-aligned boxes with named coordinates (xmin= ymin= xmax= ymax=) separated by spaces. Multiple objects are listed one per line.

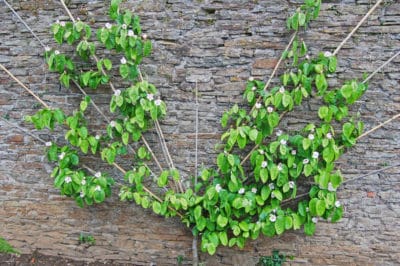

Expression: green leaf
xmin=304 ymin=222 xmax=315 ymax=235
xmin=194 ymin=206 xmax=202 ymax=221
xmin=331 ymin=206 xmax=343 ymax=222
xmin=80 ymin=139 xmax=89 ymax=154
xmin=207 ymin=244 xmax=216 ymax=255
xmin=94 ymin=189 xmax=105 ymax=203
xmin=318 ymin=106 xmax=329 ymax=120
xmin=343 ymin=122 xmax=354 ymax=138
xmin=285 ymin=216 xmax=293 ymax=230
xmin=249 ymin=128 xmax=258 ymax=142
xmin=157 ymin=171 xmax=168 ymax=187
xmin=227 ymin=154 xmax=235 ymax=166
xmin=282 ymin=94 xmax=292 ymax=108
xmin=143 ymin=40 xmax=152 ymax=57
xmin=239 ymin=221 xmax=249 ymax=232
xmin=272 ymin=190 xmax=282 ymax=201
xmin=217 ymin=215 xmax=228 ymax=228
xmin=119 ymin=64 xmax=129 ymax=79
xmin=197 ymin=216 xmax=206 ymax=231
xmin=260 ymin=168 xmax=269 ymax=183
xmin=298 ymin=12 xmax=306 ymax=26
xmin=152 ymin=201 xmax=161 ymax=214
xmin=122 ymin=132 xmax=129 ymax=145
xmin=315 ymin=74 xmax=327 ymax=94
xmin=103 ymin=59 xmax=112 ymax=70
xmin=275 ymin=216 xmax=285 ymax=235
xmin=328 ymin=56 xmax=337 ymax=73
xmin=138 ymin=146 xmax=147 ymax=159
xmin=292 ymin=213 xmax=302 ymax=230
xmin=261 ymin=186 xmax=271 ymax=200
xmin=340 ymin=84 xmax=353 ymax=99
xmin=219 ymin=231 xmax=228 ymax=246
xmin=316 ymin=199 xmax=326 ymax=216
xmin=323 ymin=147 xmax=335 ymax=163
xmin=302 ymin=138 xmax=311 ymax=150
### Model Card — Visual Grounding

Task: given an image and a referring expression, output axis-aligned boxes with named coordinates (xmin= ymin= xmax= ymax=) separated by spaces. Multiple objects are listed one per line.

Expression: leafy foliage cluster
xmin=26 ymin=0 xmax=368 ymax=255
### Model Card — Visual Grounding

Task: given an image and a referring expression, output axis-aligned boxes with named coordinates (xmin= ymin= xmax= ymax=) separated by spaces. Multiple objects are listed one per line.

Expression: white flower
xmin=306 ymin=54 xmax=310 ymax=60
xmin=122 ymin=24 xmax=127 ymax=30
xmin=279 ymin=86 xmax=285 ymax=93
xmin=95 ymin=135 xmax=100 ymax=140
xmin=276 ymin=130 xmax=283 ymax=137
xmin=54 ymin=50 xmax=60 ymax=55
xmin=105 ymin=23 xmax=112 ymax=29
xmin=269 ymin=214 xmax=277 ymax=222
xmin=328 ymin=182 xmax=336 ymax=192
xmin=277 ymin=163 xmax=283 ymax=171
xmin=335 ymin=201 xmax=341 ymax=208
xmin=255 ymin=102 xmax=261 ymax=109
xmin=291 ymin=150 xmax=297 ymax=155
xmin=306 ymin=207 xmax=309 ymax=212
xmin=81 ymin=179 xmax=86 ymax=185
xmin=64 ymin=176 xmax=72 ymax=184
xmin=238 ymin=188 xmax=245 ymax=195
xmin=142 ymin=34 xmax=148 ymax=40
xmin=312 ymin=151 xmax=319 ymax=159
xmin=280 ymin=139 xmax=287 ymax=145
xmin=312 ymin=217 xmax=318 ymax=223
xmin=110 ymin=121 xmax=116 ymax=128
xmin=303 ymin=159 xmax=309 ymax=164
xmin=293 ymin=163 xmax=297 ymax=169
xmin=58 ymin=152 xmax=65 ymax=160
xmin=95 ymin=172 xmax=101 ymax=178
xmin=248 ymin=76 xmax=254 ymax=81
xmin=289 ymin=181 xmax=295 ymax=189
xmin=154 ymin=99 xmax=162 ymax=106
xmin=271 ymin=193 xmax=275 ymax=198
xmin=258 ymin=150 xmax=264 ymax=155
xmin=324 ymin=51 xmax=333 ymax=57
xmin=45 ymin=141 xmax=52 ymax=147
xmin=146 ymin=93 xmax=154 ymax=101
xmin=251 ymin=86 xmax=257 ymax=91
xmin=267 ymin=106 xmax=274 ymax=113
xmin=128 ymin=30 xmax=135 ymax=37
xmin=95 ymin=185 xmax=101 ymax=192
xmin=251 ymin=188 xmax=257 ymax=194
xmin=114 ymin=89 xmax=121 ymax=96
xmin=45 ymin=46 xmax=51 ymax=52
xmin=308 ymin=134 xmax=315 ymax=140
xmin=326 ymin=133 xmax=333 ymax=139
xmin=80 ymin=191 xmax=85 ymax=198
xmin=120 ymin=57 xmax=127 ymax=64
xmin=215 ymin=184 xmax=222 ymax=193
xmin=261 ymin=161 xmax=267 ymax=168
xmin=56 ymin=20 xmax=60 ymax=24
xmin=60 ymin=21 xmax=66 ymax=27
xmin=269 ymin=183 xmax=275 ymax=190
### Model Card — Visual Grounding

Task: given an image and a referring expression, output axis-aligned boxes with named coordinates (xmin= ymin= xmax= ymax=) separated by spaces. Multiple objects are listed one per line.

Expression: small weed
xmin=78 ymin=233 xmax=96 ymax=246
xmin=257 ymin=250 xmax=292 ymax=266
xmin=0 ymin=237 xmax=20 ymax=254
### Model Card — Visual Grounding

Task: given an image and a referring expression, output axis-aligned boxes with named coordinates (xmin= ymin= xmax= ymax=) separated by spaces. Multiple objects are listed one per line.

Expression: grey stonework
xmin=0 ymin=0 xmax=399 ymax=265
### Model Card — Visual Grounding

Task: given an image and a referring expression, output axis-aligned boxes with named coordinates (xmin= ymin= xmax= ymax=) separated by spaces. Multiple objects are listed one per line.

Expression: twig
xmin=332 ymin=0 xmax=384 ymax=56
xmin=3 ymin=0 xmax=46 ymax=48
xmin=357 ymin=113 xmax=400 ymax=141
xmin=192 ymin=82 xmax=199 ymax=266
xmin=362 ymin=50 xmax=400 ymax=84
xmin=0 ymin=63 xmax=49 ymax=109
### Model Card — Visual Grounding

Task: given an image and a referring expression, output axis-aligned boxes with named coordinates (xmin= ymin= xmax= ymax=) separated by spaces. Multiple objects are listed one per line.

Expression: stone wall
xmin=0 ymin=0 xmax=399 ymax=265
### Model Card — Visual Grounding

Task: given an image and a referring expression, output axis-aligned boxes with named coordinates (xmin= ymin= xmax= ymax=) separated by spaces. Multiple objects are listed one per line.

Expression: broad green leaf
xmin=275 ymin=216 xmax=285 ymax=235
xmin=316 ymin=199 xmax=326 ymax=216
xmin=194 ymin=205 xmax=202 ymax=221
xmin=249 ymin=128 xmax=258 ymax=142
xmin=219 ymin=231 xmax=228 ymax=246
xmin=304 ymin=222 xmax=315 ymax=235
xmin=217 ymin=215 xmax=228 ymax=228
xmin=318 ymin=106 xmax=329 ymax=120
xmin=152 ymin=201 xmax=161 ymax=214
